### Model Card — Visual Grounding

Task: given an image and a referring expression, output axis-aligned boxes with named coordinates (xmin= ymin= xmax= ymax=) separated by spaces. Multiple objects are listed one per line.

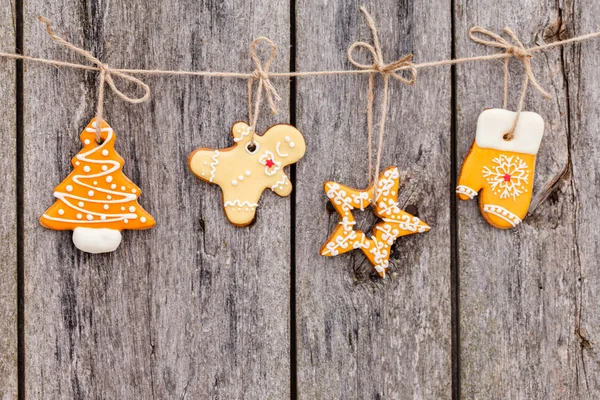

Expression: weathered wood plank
xmin=295 ymin=1 xmax=452 ymax=398
xmin=23 ymin=1 xmax=291 ymax=397
xmin=0 ymin=3 xmax=17 ymax=399
xmin=563 ymin=0 xmax=600 ymax=394
xmin=455 ymin=0 xmax=589 ymax=397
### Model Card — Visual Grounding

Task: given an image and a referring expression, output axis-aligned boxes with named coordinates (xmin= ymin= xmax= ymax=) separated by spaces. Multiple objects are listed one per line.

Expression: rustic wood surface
xmin=23 ymin=0 xmax=291 ymax=398
xmin=456 ymin=0 xmax=599 ymax=397
xmin=1 ymin=0 xmax=599 ymax=398
xmin=0 ymin=2 xmax=17 ymax=399
xmin=295 ymin=1 xmax=452 ymax=398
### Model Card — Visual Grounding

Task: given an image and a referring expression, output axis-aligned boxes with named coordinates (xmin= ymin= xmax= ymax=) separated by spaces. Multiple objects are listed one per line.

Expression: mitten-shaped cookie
xmin=188 ymin=122 xmax=306 ymax=226
xmin=456 ymin=108 xmax=544 ymax=229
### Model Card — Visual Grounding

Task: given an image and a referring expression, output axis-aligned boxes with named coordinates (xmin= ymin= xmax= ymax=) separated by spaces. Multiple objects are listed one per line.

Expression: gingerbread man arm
xmin=268 ymin=169 xmax=293 ymax=197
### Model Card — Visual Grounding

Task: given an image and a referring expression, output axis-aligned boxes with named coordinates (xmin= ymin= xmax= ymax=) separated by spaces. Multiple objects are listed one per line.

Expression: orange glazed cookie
xmin=41 ymin=118 xmax=155 ymax=253
xmin=456 ymin=108 xmax=544 ymax=229
xmin=321 ymin=167 xmax=430 ymax=277
xmin=188 ymin=122 xmax=306 ymax=226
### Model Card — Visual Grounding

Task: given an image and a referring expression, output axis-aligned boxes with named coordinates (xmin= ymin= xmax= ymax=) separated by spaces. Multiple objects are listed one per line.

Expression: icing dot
xmin=102 ymin=165 xmax=108 ymax=171
xmin=279 ymin=186 xmax=284 ymax=190
xmin=101 ymin=215 xmax=106 ymax=221
xmin=124 ymin=219 xmax=129 ymax=224
xmin=238 ymin=175 xmax=244 ymax=181
xmin=121 ymin=207 xmax=126 ymax=211
xmin=86 ymin=214 xmax=93 ymax=221
xmin=88 ymin=190 xmax=94 ymax=197
xmin=76 ymin=214 xmax=82 ymax=220
xmin=102 ymin=149 xmax=109 ymax=156
xmin=75 ymin=161 xmax=80 ymax=166
xmin=106 ymin=176 xmax=113 ymax=183
xmin=201 ymin=172 xmax=205 ymax=176
xmin=66 ymin=185 xmax=73 ymax=192
xmin=132 ymin=189 xmax=137 ymax=193
xmin=121 ymin=186 xmax=126 ymax=191
xmin=129 ymin=206 xmax=136 ymax=212
xmin=140 ymin=217 xmax=147 ymax=223
xmin=231 ymin=180 xmax=238 ymax=186
xmin=285 ymin=136 xmax=291 ymax=142
xmin=203 ymin=161 xmax=207 ymax=165
xmin=58 ymin=209 xmax=64 ymax=215
xmin=83 ymin=166 xmax=91 ymax=173
xmin=245 ymin=208 xmax=249 ymax=211
xmin=111 ymin=184 xmax=117 ymax=189
xmin=289 ymin=142 xmax=295 ymax=148
xmin=78 ymin=201 xmax=84 ymax=207
xmin=245 ymin=170 xmax=251 ymax=176
xmin=107 ymin=195 xmax=112 ymax=200
xmin=92 ymin=181 xmax=97 ymax=186
xmin=84 ymin=139 xmax=90 ymax=145
xmin=104 ymin=204 xmax=109 ymax=210
xmin=238 ymin=208 xmax=242 ymax=211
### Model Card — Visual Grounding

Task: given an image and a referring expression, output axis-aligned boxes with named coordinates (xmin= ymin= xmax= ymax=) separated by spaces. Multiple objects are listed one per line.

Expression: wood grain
xmin=454 ymin=0 xmax=597 ymax=397
xmin=23 ymin=1 xmax=291 ymax=397
xmin=295 ymin=1 xmax=453 ymax=398
xmin=0 ymin=2 xmax=17 ymax=399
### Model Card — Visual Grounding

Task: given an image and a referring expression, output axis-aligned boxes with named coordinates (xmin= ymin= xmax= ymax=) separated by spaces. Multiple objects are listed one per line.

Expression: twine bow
xmin=469 ymin=26 xmax=551 ymax=139
xmin=38 ymin=17 xmax=151 ymax=142
xmin=247 ymin=37 xmax=282 ymax=142
xmin=348 ymin=6 xmax=417 ymax=198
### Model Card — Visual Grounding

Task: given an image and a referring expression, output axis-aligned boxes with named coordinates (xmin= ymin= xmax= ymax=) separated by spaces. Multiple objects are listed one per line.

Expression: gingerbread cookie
xmin=456 ymin=108 xmax=544 ymax=229
xmin=188 ymin=122 xmax=306 ymax=226
xmin=40 ymin=118 xmax=156 ymax=253
xmin=321 ymin=167 xmax=430 ymax=277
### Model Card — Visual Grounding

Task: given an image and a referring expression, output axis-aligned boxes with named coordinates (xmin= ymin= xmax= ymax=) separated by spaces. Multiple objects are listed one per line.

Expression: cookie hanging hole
xmin=246 ymin=141 xmax=258 ymax=154
xmin=503 ymin=132 xmax=513 ymax=141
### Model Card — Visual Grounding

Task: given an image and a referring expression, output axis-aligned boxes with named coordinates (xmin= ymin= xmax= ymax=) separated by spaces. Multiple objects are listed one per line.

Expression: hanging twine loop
xmin=469 ymin=26 xmax=552 ymax=140
xmin=247 ymin=37 xmax=282 ymax=143
xmin=348 ymin=7 xmax=417 ymax=199
xmin=38 ymin=16 xmax=151 ymax=142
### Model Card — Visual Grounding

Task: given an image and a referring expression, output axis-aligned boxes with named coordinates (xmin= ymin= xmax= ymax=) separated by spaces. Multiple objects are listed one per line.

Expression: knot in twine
xmin=348 ymin=6 xmax=417 ymax=197
xmin=248 ymin=37 xmax=282 ymax=140
xmin=469 ymin=26 xmax=552 ymax=140
xmin=38 ymin=16 xmax=151 ymax=141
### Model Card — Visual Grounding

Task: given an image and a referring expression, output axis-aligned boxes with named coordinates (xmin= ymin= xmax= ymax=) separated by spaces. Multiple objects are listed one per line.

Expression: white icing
xmin=475 ymin=108 xmax=544 ymax=155
xmin=106 ymin=176 xmax=113 ymax=183
xmin=102 ymin=149 xmax=109 ymax=156
xmin=224 ymin=200 xmax=259 ymax=208
xmin=483 ymin=204 xmax=522 ymax=227
xmin=84 ymin=139 xmax=90 ymax=145
xmin=83 ymin=166 xmax=91 ymax=173
xmin=129 ymin=206 xmax=136 ymax=212
xmin=58 ymin=209 xmax=64 ymax=215
xmin=456 ymin=185 xmax=477 ymax=199
xmin=41 ymin=126 xmax=141 ymax=225
xmin=271 ymin=175 xmax=289 ymax=191
xmin=289 ymin=142 xmax=295 ymax=148
xmin=245 ymin=170 xmax=251 ymax=176
xmin=140 ymin=217 xmax=147 ymax=223
xmin=72 ymin=227 xmax=122 ymax=254
xmin=233 ymin=126 xmax=251 ymax=142
xmin=245 ymin=141 xmax=259 ymax=155
xmin=238 ymin=175 xmax=244 ymax=181
xmin=276 ymin=142 xmax=289 ymax=157
xmin=231 ymin=180 xmax=238 ymax=186
xmin=285 ymin=136 xmax=291 ymax=143
xmin=209 ymin=150 xmax=220 ymax=182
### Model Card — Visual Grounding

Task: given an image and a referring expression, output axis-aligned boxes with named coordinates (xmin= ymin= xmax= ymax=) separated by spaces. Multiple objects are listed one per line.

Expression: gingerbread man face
xmin=188 ymin=122 xmax=306 ymax=226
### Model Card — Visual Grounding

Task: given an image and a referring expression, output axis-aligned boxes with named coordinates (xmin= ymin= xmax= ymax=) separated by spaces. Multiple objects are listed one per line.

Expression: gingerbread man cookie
xmin=41 ymin=118 xmax=156 ymax=253
xmin=321 ymin=167 xmax=430 ymax=277
xmin=188 ymin=122 xmax=306 ymax=226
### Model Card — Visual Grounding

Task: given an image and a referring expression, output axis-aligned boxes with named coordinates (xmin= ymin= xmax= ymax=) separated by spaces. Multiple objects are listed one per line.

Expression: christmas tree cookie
xmin=40 ymin=118 xmax=155 ymax=253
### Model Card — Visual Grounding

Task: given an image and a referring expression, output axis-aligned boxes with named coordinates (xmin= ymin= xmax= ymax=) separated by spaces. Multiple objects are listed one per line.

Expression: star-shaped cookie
xmin=320 ymin=167 xmax=430 ymax=277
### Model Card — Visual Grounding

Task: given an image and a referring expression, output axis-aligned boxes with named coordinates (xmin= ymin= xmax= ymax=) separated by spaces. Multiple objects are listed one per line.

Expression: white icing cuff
xmin=476 ymin=109 xmax=544 ymax=155
xmin=456 ymin=185 xmax=477 ymax=199
xmin=72 ymin=227 xmax=122 ymax=253
xmin=482 ymin=204 xmax=522 ymax=227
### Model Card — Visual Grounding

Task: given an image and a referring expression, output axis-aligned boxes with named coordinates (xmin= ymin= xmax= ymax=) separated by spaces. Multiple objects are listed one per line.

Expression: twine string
xmin=469 ymin=26 xmax=552 ymax=140
xmin=347 ymin=6 xmax=417 ymax=198
xmin=247 ymin=37 xmax=281 ymax=143
xmin=38 ymin=16 xmax=151 ymax=141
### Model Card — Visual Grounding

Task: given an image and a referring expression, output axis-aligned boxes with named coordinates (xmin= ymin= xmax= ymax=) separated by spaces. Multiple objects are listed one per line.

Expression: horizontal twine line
xmin=1 ymin=29 xmax=599 ymax=78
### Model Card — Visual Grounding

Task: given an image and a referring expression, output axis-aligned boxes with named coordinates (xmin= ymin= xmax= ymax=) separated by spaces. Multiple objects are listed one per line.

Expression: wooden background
xmin=1 ymin=0 xmax=599 ymax=398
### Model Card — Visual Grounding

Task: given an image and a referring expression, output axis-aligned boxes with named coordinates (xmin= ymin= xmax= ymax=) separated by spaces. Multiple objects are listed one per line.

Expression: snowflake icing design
xmin=482 ymin=154 xmax=530 ymax=200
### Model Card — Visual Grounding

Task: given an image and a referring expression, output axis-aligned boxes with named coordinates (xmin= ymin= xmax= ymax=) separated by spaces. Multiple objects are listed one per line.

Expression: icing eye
xmin=289 ymin=142 xmax=295 ymax=148
xmin=285 ymin=136 xmax=291 ymax=143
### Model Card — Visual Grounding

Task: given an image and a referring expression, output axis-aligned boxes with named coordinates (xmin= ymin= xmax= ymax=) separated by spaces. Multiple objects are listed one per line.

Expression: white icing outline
xmin=209 ymin=150 xmax=220 ymax=182
xmin=270 ymin=175 xmax=289 ymax=191
xmin=245 ymin=141 xmax=260 ymax=155
xmin=275 ymin=142 xmax=289 ymax=157
xmin=482 ymin=204 xmax=522 ymax=227
xmin=233 ymin=127 xmax=251 ymax=142
xmin=456 ymin=185 xmax=477 ymax=199
xmin=224 ymin=200 xmax=259 ymax=208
